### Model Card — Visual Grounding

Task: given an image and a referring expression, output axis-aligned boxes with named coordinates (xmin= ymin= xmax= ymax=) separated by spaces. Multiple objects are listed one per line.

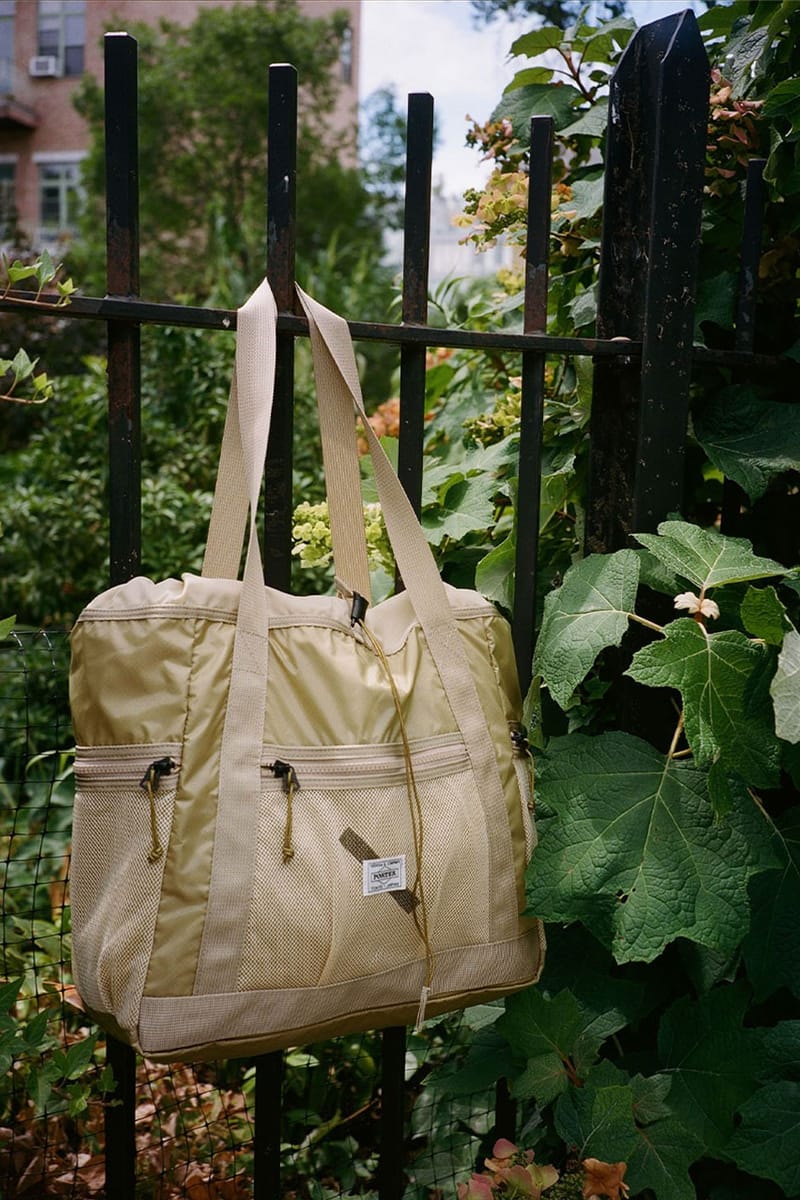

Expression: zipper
xmin=74 ymin=747 xmax=181 ymax=865
xmin=259 ymin=734 xmax=468 ymax=790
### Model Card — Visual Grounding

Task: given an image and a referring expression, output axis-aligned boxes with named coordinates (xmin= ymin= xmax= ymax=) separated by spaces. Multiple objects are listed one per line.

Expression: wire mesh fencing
xmin=0 ymin=627 xmax=499 ymax=1199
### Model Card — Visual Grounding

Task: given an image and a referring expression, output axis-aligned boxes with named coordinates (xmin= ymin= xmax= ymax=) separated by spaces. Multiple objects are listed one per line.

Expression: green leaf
xmin=527 ymin=732 xmax=777 ymax=963
xmin=510 ymin=27 xmax=564 ymax=58
xmin=475 ymin=534 xmax=515 ymax=612
xmin=554 ymin=1076 xmax=636 ymax=1161
xmin=534 ymin=550 xmax=640 ymax=708
xmin=740 ymin=585 xmax=789 ymax=644
xmin=11 ymin=348 xmax=35 ymax=382
xmin=490 ymin=83 xmax=583 ymax=141
xmin=505 ymin=67 xmax=555 ymax=90
xmin=62 ymin=1033 xmax=98 ymax=1079
xmin=630 ymin=1072 xmax=673 ymax=1125
xmin=658 ymin=984 xmax=762 ymax=1152
xmin=421 ymin=474 xmax=498 ymax=547
xmin=34 ymin=248 xmax=57 ymax=288
xmin=760 ymin=1021 xmax=800 ymax=1082
xmin=727 ymin=1082 xmax=800 ymax=1195
xmin=626 ymin=620 xmax=781 ymax=788
xmin=693 ymin=388 xmax=800 ymax=501
xmin=694 ymin=270 xmax=737 ymax=333
xmin=634 ymin=521 xmax=785 ymax=591
xmin=771 ymin=627 xmax=800 ymax=743
xmin=560 ymin=103 xmax=607 ymax=139
xmin=743 ymin=808 xmax=800 ymax=1000
xmin=763 ymin=78 xmax=800 ymax=137
xmin=4 ymin=259 xmax=37 ymax=285
xmin=431 ymin=1025 xmax=511 ymax=1097
xmin=563 ymin=174 xmax=604 ymax=220
xmin=626 ymin=1115 xmax=703 ymax=1200
xmin=0 ymin=977 xmax=22 ymax=1012
xmin=0 ymin=615 xmax=15 ymax=641
xmin=497 ymin=988 xmax=591 ymax=1105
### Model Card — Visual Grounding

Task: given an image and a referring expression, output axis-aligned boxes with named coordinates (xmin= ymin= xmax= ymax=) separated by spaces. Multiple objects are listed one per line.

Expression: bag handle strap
xmin=296 ymin=286 xmax=518 ymax=935
xmin=195 ymin=280 xmax=278 ymax=990
xmin=202 ymin=309 xmax=371 ymax=602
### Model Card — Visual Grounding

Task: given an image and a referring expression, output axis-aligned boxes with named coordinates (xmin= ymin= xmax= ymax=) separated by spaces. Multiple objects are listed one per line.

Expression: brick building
xmin=0 ymin=0 xmax=360 ymax=248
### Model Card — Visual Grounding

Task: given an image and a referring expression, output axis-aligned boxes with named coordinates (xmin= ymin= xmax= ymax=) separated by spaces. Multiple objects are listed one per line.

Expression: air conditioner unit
xmin=29 ymin=56 xmax=60 ymax=78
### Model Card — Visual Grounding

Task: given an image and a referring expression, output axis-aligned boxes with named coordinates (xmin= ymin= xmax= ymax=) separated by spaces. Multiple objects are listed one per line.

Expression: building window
xmin=0 ymin=1 xmax=14 ymax=95
xmin=37 ymin=0 xmax=84 ymax=77
xmin=38 ymin=160 xmax=81 ymax=239
xmin=0 ymin=161 xmax=15 ymax=238
xmin=340 ymin=23 xmax=353 ymax=85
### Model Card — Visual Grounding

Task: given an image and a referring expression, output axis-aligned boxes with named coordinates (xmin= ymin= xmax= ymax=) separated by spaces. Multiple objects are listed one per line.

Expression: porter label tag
xmin=363 ymin=855 xmax=406 ymax=896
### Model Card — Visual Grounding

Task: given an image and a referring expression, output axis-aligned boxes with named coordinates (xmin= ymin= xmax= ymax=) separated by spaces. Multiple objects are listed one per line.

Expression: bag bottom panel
xmin=129 ymin=925 xmax=544 ymax=1062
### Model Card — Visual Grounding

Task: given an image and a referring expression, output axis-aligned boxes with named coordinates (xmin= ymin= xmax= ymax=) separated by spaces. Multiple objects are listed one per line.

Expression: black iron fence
xmin=0 ymin=8 xmax=780 ymax=1198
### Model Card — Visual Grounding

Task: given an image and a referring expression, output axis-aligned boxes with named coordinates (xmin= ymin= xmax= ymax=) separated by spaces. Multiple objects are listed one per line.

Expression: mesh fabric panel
xmin=236 ymin=766 xmax=490 ymax=992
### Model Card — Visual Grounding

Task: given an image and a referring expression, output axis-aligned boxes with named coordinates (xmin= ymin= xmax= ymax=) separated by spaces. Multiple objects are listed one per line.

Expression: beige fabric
xmin=69 ymin=279 xmax=544 ymax=1061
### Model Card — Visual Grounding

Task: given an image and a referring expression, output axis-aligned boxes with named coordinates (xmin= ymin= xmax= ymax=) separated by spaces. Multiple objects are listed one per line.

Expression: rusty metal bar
xmin=102 ymin=30 xmax=140 ymax=1200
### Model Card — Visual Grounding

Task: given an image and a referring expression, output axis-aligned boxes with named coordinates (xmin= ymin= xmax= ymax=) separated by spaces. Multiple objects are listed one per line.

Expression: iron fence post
xmin=586 ymin=11 xmax=708 ymax=551
xmin=103 ymin=29 xmax=141 ymax=1200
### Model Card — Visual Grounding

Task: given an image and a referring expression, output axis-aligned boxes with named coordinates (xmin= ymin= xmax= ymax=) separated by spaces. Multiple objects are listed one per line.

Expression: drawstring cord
xmin=355 ymin=613 xmax=435 ymax=1029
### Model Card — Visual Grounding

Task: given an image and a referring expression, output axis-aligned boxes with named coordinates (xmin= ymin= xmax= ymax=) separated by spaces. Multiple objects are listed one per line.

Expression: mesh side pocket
xmin=71 ymin=781 xmax=175 ymax=1037
xmin=236 ymin=766 xmax=491 ymax=992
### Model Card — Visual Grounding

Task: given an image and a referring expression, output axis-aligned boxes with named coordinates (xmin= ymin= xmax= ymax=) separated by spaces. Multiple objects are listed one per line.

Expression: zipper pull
xmin=267 ymin=760 xmax=300 ymax=863
xmin=139 ymin=757 xmax=175 ymax=864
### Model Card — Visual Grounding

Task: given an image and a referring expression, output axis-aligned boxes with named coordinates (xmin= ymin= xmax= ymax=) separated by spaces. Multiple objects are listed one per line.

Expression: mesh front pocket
xmin=236 ymin=754 xmax=491 ymax=992
xmin=71 ymin=756 xmax=177 ymax=1036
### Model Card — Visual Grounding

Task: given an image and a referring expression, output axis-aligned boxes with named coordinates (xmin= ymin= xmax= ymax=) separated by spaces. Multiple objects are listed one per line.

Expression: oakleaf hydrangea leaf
xmin=693 ymin=387 xmax=800 ymax=501
xmin=770 ymin=626 xmax=800 ymax=744
xmin=526 ymin=732 xmax=777 ymax=963
xmin=633 ymin=521 xmax=785 ymax=591
xmin=497 ymin=987 xmax=620 ymax=1105
xmin=658 ymin=984 xmax=762 ymax=1152
xmin=727 ymin=1082 xmax=800 ymax=1195
xmin=740 ymin=584 xmax=789 ymax=645
xmin=534 ymin=550 xmax=640 ymax=708
xmin=554 ymin=1062 xmax=701 ymax=1200
xmin=760 ymin=1021 xmax=800 ymax=1083
xmin=742 ymin=807 xmax=800 ymax=1000
xmin=626 ymin=619 xmax=781 ymax=788
xmin=422 ymin=474 xmax=498 ymax=546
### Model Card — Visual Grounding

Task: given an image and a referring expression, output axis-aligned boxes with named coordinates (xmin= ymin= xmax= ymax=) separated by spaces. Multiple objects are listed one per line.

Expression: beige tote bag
xmin=69 ymin=281 xmax=544 ymax=1062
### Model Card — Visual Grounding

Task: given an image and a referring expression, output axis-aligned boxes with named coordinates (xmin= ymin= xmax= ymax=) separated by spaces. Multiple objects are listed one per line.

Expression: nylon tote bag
xmin=68 ymin=280 xmax=544 ymax=1062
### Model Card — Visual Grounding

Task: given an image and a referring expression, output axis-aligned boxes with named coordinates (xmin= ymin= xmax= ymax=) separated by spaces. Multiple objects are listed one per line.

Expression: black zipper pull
xmin=140 ymin=757 xmax=176 ymax=863
xmin=267 ymin=760 xmax=300 ymax=863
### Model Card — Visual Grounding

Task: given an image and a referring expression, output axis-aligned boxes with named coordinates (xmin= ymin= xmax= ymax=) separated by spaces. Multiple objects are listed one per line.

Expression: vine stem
xmin=666 ymin=711 xmax=686 ymax=764
xmin=628 ymin=612 xmax=664 ymax=635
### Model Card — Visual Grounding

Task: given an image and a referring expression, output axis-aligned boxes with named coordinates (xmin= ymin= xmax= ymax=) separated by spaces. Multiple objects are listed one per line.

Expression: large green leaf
xmin=727 ymin=1082 xmax=800 ymax=1195
xmin=421 ymin=474 xmax=498 ymax=547
xmin=510 ymin=26 xmax=564 ymax=58
xmin=490 ymin=83 xmax=583 ymax=141
xmin=626 ymin=619 xmax=781 ymax=788
xmin=657 ymin=984 xmax=762 ymax=1153
xmin=553 ymin=1063 xmax=700 ymax=1200
xmin=742 ymin=808 xmax=800 ymax=1000
xmin=534 ymin=550 xmax=640 ymax=708
xmin=496 ymin=986 xmax=624 ymax=1105
xmin=526 ymin=733 xmax=777 ymax=963
xmin=771 ymin=627 xmax=800 ymax=744
xmin=693 ymin=387 xmax=800 ymax=501
xmin=633 ymin=521 xmax=785 ymax=591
